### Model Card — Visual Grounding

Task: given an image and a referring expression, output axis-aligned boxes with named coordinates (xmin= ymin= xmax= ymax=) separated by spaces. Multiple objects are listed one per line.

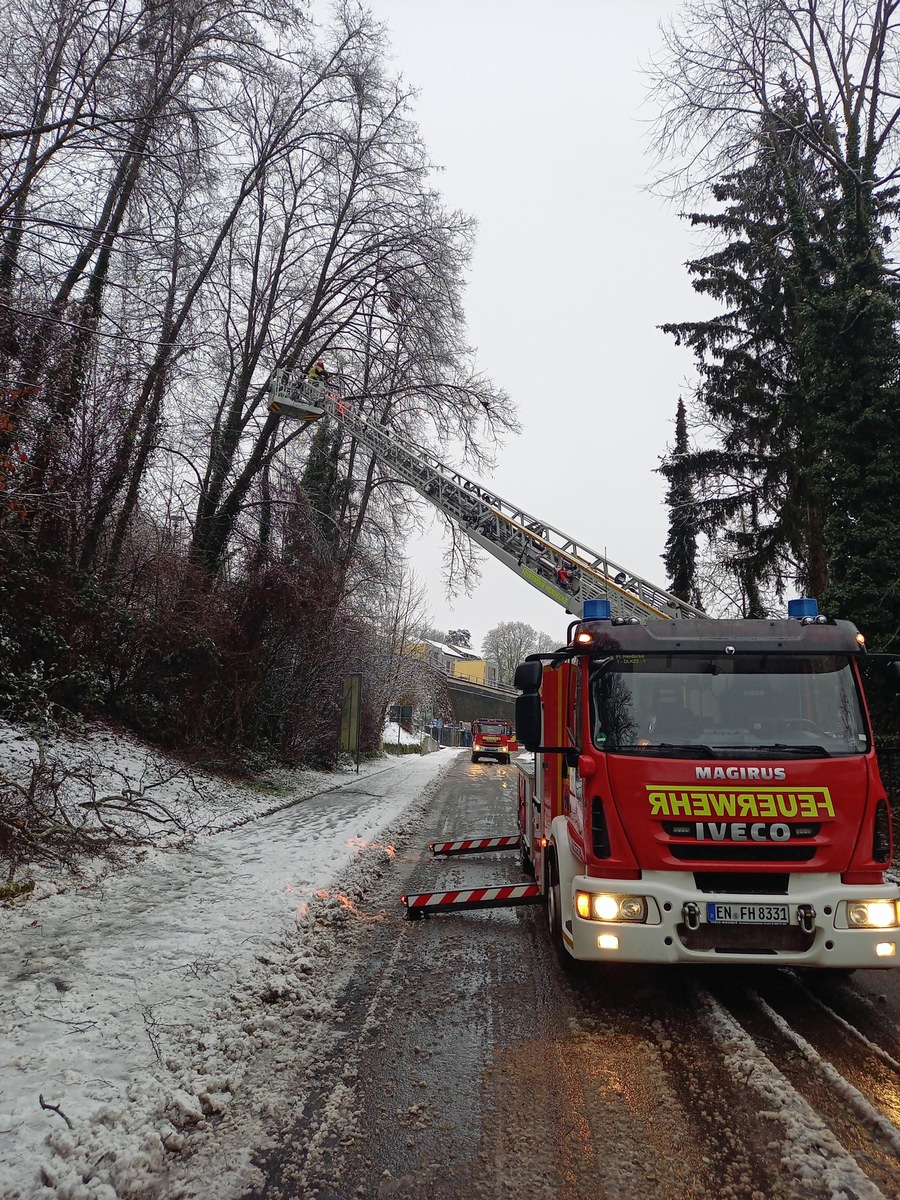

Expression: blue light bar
xmin=787 ymin=597 xmax=818 ymax=619
xmin=584 ymin=598 xmax=612 ymax=620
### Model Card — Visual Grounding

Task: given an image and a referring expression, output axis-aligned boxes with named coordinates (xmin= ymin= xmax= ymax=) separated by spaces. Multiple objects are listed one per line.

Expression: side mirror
xmin=514 ymin=660 xmax=543 ymax=692
xmin=515 ymin=693 xmax=542 ymax=751
xmin=565 ymin=747 xmax=581 ymax=770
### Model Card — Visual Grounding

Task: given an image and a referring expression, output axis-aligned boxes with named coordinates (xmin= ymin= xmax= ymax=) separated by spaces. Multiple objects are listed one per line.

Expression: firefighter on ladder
xmin=308 ymin=360 xmax=330 ymax=388
xmin=557 ymin=564 xmax=577 ymax=592
xmin=307 ymin=359 xmax=349 ymax=415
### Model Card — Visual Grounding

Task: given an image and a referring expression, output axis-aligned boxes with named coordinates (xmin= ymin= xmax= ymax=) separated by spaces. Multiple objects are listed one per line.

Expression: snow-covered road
xmin=0 ymin=727 xmax=455 ymax=1200
xmin=242 ymin=752 xmax=900 ymax=1200
xmin=4 ymin=724 xmax=900 ymax=1200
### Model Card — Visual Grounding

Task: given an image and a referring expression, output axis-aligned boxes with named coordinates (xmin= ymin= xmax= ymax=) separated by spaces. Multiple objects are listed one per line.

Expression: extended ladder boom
xmin=269 ymin=375 xmax=703 ymax=621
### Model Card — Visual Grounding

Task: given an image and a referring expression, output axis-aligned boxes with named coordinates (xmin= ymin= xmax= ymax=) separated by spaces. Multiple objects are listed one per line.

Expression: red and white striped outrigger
xmin=402 ymin=883 xmax=542 ymax=919
xmin=428 ymin=835 xmax=520 ymax=857
xmin=402 ymin=832 xmax=541 ymax=918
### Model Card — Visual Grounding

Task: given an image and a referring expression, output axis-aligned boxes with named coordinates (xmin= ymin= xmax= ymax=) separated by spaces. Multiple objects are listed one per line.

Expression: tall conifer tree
xmin=651 ymin=6 xmax=900 ymax=643
xmin=661 ymin=88 xmax=834 ymax=610
xmin=661 ymin=85 xmax=900 ymax=631
xmin=297 ymin=419 xmax=347 ymax=554
xmin=660 ymin=398 xmax=701 ymax=606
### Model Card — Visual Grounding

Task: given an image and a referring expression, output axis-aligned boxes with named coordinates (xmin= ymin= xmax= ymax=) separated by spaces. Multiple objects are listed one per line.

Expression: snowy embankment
xmin=0 ymin=721 xmax=454 ymax=1200
xmin=381 ymin=721 xmax=420 ymax=746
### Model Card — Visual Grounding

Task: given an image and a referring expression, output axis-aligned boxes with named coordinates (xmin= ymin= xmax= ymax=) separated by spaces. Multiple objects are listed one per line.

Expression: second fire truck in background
xmin=471 ymin=718 xmax=518 ymax=765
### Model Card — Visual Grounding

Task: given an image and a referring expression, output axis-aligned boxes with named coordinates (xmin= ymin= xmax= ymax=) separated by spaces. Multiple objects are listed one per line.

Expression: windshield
xmin=476 ymin=722 xmax=508 ymax=736
xmin=590 ymin=653 xmax=869 ymax=758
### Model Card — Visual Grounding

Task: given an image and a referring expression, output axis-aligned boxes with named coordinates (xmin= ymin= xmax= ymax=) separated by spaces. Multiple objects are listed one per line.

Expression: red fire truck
xmin=471 ymin=718 xmax=518 ymax=765
xmin=513 ymin=597 xmax=899 ymax=971
xmin=267 ymin=378 xmax=899 ymax=960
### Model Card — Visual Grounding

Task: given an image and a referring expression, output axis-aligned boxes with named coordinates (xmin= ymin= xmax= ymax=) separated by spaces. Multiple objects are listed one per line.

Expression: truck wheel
xmin=471 ymin=753 xmax=479 ymax=763
xmin=546 ymin=855 xmax=579 ymax=974
xmin=519 ymin=838 xmax=535 ymax=879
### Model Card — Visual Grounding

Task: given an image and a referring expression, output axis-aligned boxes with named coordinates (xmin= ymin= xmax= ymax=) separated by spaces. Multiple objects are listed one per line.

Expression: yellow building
xmin=408 ymin=639 xmax=499 ymax=687
xmin=451 ymin=657 xmax=499 ymax=687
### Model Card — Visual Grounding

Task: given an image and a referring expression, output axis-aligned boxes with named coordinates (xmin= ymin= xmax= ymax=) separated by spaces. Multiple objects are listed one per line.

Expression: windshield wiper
xmin=715 ymin=743 xmax=831 ymax=759
xmin=639 ymin=743 xmax=716 ymax=758
xmin=763 ymin=743 xmax=830 ymax=758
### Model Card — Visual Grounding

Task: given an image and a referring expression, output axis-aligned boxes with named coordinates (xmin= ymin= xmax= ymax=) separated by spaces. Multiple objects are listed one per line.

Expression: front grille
xmin=693 ymin=872 xmax=790 ymax=895
xmin=678 ymin=923 xmax=815 ymax=953
xmin=662 ymin=822 xmax=819 ymax=839
xmin=670 ymin=845 xmax=816 ymax=863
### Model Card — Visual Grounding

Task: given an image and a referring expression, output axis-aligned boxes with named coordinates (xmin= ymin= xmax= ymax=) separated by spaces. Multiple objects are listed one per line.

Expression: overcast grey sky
xmin=368 ymin=0 xmax=708 ymax=651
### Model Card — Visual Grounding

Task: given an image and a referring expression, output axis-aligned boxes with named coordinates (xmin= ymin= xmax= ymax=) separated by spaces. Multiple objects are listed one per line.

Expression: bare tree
xmin=7 ymin=1 xmax=280 ymax=490
xmin=0 ymin=0 xmax=146 ymax=305
xmin=185 ymin=11 xmax=515 ymax=579
xmin=648 ymin=0 xmax=900 ymax=219
xmin=79 ymin=16 xmax=371 ymax=573
xmin=482 ymin=620 xmax=558 ymax=686
xmin=350 ymin=563 xmax=434 ymax=734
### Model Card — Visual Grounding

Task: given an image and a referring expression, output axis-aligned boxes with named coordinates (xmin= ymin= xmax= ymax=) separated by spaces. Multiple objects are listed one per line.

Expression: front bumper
xmin=565 ymin=871 xmax=900 ymax=968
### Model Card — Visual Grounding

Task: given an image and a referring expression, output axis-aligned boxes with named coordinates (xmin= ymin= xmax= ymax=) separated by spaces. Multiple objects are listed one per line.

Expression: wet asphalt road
xmin=243 ymin=751 xmax=900 ymax=1200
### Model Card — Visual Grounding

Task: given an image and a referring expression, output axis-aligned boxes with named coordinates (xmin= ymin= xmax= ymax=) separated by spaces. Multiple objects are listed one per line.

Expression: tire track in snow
xmin=265 ymin=759 xmax=470 ymax=1197
xmin=240 ymin=759 xmax=459 ymax=1200
xmin=788 ymin=974 xmax=900 ymax=1076
xmin=700 ymin=988 xmax=894 ymax=1200
xmin=742 ymin=971 xmax=900 ymax=1141
xmin=753 ymin=994 xmax=900 ymax=1157
xmin=289 ymin=923 xmax=414 ymax=1194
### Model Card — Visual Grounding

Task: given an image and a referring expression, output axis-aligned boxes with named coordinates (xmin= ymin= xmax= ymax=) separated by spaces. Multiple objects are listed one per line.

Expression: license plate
xmin=706 ymin=902 xmax=790 ymax=925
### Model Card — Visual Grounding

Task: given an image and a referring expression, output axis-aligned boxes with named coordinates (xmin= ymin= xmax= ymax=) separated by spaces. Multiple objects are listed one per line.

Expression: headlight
xmin=575 ymin=891 xmax=647 ymax=923
xmin=619 ymin=895 xmax=646 ymax=920
xmin=846 ymin=900 xmax=900 ymax=929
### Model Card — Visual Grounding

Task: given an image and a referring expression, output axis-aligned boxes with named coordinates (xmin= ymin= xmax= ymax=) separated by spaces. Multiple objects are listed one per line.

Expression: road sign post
xmin=341 ymin=674 xmax=362 ymax=771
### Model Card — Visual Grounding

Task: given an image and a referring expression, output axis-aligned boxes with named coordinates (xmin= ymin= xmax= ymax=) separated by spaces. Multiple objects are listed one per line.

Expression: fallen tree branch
xmin=38 ymin=1095 xmax=73 ymax=1128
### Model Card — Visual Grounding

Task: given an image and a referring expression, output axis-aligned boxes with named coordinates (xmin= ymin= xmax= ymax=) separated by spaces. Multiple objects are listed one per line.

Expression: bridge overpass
xmin=421 ymin=677 xmax=518 ymax=747
xmin=445 ymin=676 xmax=517 ymax=724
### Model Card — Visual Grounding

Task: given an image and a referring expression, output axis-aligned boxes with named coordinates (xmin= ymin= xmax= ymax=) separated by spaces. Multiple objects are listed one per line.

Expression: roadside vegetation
xmin=5 ymin=0 xmax=900 ymax=874
xmin=0 ymin=0 xmax=514 ymax=768
xmin=652 ymin=0 xmax=900 ymax=655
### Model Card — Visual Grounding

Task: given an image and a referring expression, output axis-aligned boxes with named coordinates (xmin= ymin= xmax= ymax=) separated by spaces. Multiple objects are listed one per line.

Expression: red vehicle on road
xmin=513 ymin=597 xmax=900 ymax=971
xmin=471 ymin=718 xmax=518 ymax=765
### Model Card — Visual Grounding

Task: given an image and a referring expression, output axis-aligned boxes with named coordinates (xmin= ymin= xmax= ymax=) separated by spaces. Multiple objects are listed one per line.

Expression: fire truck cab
xmin=514 ymin=597 xmax=900 ymax=971
xmin=471 ymin=718 xmax=518 ymax=765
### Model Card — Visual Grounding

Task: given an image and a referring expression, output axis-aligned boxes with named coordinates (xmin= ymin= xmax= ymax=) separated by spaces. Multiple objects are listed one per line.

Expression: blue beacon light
xmin=787 ymin=597 xmax=819 ymax=619
xmin=583 ymin=598 xmax=612 ymax=620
